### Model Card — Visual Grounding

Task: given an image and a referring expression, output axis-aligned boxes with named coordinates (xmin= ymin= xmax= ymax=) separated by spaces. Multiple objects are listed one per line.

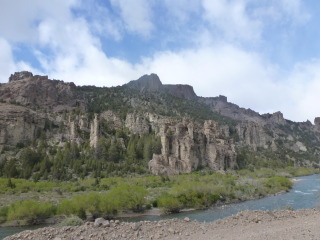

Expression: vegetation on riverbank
xmin=0 ymin=167 xmax=318 ymax=225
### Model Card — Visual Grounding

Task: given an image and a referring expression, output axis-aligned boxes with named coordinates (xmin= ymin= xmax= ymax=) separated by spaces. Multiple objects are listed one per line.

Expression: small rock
xmin=94 ymin=217 xmax=106 ymax=227
xmin=103 ymin=220 xmax=110 ymax=227
xmin=184 ymin=217 xmax=190 ymax=222
xmin=132 ymin=222 xmax=142 ymax=231
xmin=115 ymin=220 xmax=120 ymax=225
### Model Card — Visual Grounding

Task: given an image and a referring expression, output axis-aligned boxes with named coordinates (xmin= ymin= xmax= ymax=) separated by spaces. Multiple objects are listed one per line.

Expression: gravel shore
xmin=4 ymin=209 xmax=320 ymax=240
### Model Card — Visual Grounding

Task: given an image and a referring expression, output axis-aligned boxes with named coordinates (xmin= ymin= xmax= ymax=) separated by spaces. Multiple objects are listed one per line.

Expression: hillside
xmin=0 ymin=71 xmax=320 ymax=180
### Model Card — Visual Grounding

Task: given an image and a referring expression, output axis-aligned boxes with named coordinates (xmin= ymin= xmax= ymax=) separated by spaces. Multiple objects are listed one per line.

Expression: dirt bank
xmin=4 ymin=209 xmax=320 ymax=240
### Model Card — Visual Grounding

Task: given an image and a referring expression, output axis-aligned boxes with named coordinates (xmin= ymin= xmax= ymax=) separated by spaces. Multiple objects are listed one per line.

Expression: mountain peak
xmin=9 ymin=71 xmax=34 ymax=82
xmin=126 ymin=73 xmax=197 ymax=100
xmin=127 ymin=73 xmax=163 ymax=92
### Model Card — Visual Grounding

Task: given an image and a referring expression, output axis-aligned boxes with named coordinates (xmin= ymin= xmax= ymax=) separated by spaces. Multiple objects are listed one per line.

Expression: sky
xmin=1 ymin=0 xmax=320 ymax=122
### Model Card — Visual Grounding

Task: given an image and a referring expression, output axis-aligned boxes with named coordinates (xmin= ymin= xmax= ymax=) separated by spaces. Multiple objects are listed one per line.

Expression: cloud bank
xmin=0 ymin=0 xmax=319 ymax=122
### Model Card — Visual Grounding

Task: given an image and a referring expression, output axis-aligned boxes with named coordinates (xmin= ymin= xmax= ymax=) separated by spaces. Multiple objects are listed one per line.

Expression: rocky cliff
xmin=149 ymin=119 xmax=236 ymax=175
xmin=126 ymin=74 xmax=197 ymax=100
xmin=0 ymin=103 xmax=45 ymax=150
xmin=0 ymin=71 xmax=84 ymax=112
xmin=1 ymin=71 xmax=320 ymax=178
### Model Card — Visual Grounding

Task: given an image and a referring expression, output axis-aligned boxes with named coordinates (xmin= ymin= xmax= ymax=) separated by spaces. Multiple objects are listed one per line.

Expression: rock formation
xmin=0 ymin=71 xmax=84 ymax=112
xmin=149 ymin=119 xmax=237 ymax=175
xmin=126 ymin=73 xmax=197 ymax=100
xmin=127 ymin=74 xmax=162 ymax=92
xmin=9 ymin=71 xmax=34 ymax=82
xmin=90 ymin=114 xmax=99 ymax=148
xmin=236 ymin=122 xmax=271 ymax=150
xmin=125 ymin=113 xmax=150 ymax=135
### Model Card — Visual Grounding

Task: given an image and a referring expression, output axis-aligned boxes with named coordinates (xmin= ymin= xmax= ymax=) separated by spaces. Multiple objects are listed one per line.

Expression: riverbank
xmin=4 ymin=209 xmax=320 ymax=240
xmin=2 ymin=167 xmax=318 ymax=228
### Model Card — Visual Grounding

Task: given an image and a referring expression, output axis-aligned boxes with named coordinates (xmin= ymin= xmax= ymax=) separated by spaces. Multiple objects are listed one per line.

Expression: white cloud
xmin=278 ymin=0 xmax=310 ymax=24
xmin=283 ymin=60 xmax=320 ymax=121
xmin=0 ymin=0 xmax=318 ymax=122
xmin=136 ymin=43 xmax=320 ymax=122
xmin=0 ymin=38 xmax=37 ymax=83
xmin=0 ymin=0 xmax=76 ymax=42
xmin=110 ymin=0 xmax=153 ymax=37
xmin=201 ymin=0 xmax=262 ymax=42
xmin=0 ymin=38 xmax=17 ymax=82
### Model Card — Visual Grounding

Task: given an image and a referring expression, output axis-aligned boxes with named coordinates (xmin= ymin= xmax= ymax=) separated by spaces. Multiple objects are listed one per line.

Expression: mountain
xmin=0 ymin=71 xmax=319 ymax=180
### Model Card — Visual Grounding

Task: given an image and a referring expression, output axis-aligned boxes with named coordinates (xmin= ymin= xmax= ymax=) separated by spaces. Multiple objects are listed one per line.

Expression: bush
xmin=108 ymin=183 xmax=147 ymax=212
xmin=0 ymin=206 xmax=8 ymax=223
xmin=58 ymin=183 xmax=148 ymax=219
xmin=58 ymin=193 xmax=100 ymax=219
xmin=264 ymin=176 xmax=293 ymax=192
xmin=59 ymin=215 xmax=84 ymax=226
xmin=158 ymin=195 xmax=182 ymax=214
xmin=7 ymin=200 xmax=56 ymax=222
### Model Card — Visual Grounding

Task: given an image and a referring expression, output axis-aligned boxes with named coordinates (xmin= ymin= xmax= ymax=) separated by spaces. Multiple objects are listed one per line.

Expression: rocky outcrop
xmin=9 ymin=71 xmax=34 ymax=82
xmin=199 ymin=96 xmax=265 ymax=123
xmin=126 ymin=73 xmax=197 ymax=100
xmin=90 ymin=114 xmax=99 ymax=148
xmin=163 ymin=84 xmax=197 ymax=100
xmin=0 ymin=71 xmax=84 ymax=112
xmin=314 ymin=117 xmax=320 ymax=131
xmin=100 ymin=111 xmax=123 ymax=130
xmin=67 ymin=115 xmax=89 ymax=144
xmin=126 ymin=74 xmax=162 ymax=92
xmin=149 ymin=119 xmax=237 ymax=175
xmin=125 ymin=113 xmax=150 ymax=135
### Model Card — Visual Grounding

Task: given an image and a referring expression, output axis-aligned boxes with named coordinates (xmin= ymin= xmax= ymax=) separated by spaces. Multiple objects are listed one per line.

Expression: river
xmin=1 ymin=174 xmax=320 ymax=239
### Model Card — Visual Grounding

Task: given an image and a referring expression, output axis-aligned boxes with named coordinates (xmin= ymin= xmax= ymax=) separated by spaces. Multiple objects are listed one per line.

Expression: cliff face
xmin=1 ymin=71 xmax=320 ymax=176
xmin=0 ymin=103 xmax=45 ymax=150
xmin=148 ymin=119 xmax=236 ymax=175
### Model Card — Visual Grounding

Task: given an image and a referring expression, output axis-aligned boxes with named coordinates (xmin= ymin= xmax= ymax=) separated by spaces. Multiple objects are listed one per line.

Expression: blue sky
xmin=1 ymin=0 xmax=320 ymax=122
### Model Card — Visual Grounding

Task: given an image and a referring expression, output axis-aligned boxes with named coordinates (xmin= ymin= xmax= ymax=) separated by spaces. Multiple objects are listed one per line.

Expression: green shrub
xmin=264 ymin=176 xmax=293 ymax=192
xmin=7 ymin=200 xmax=56 ymax=222
xmin=0 ymin=206 xmax=8 ymax=223
xmin=59 ymin=215 xmax=84 ymax=226
xmin=158 ymin=195 xmax=182 ymax=213
xmin=57 ymin=193 xmax=100 ymax=219
xmin=58 ymin=183 xmax=148 ymax=219
xmin=108 ymin=183 xmax=147 ymax=212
